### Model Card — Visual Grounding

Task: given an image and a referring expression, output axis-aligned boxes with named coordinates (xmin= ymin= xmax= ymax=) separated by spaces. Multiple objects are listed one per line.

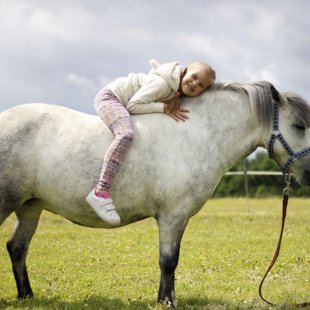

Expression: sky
xmin=0 ymin=0 xmax=309 ymax=114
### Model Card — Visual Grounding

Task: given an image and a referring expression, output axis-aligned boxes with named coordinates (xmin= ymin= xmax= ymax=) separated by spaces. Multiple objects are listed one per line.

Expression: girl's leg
xmin=86 ymin=88 xmax=133 ymax=225
xmin=95 ymin=90 xmax=134 ymax=192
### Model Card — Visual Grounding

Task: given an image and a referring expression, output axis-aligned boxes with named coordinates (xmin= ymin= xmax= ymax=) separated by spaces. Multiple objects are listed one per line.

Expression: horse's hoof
xmin=18 ymin=291 xmax=34 ymax=299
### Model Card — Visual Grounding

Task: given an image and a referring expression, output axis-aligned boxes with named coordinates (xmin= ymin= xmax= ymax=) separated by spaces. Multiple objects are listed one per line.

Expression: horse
xmin=1 ymin=81 xmax=310 ymax=307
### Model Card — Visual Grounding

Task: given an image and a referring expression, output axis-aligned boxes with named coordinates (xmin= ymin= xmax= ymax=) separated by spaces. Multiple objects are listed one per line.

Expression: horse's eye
xmin=294 ymin=124 xmax=306 ymax=131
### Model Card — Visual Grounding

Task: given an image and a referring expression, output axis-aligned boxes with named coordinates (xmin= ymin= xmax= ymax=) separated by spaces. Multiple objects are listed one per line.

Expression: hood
xmin=149 ymin=59 xmax=182 ymax=92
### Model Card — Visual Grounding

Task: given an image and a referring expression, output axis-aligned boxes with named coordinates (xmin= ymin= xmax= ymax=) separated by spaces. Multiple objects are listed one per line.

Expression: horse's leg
xmin=6 ymin=199 xmax=42 ymax=299
xmin=157 ymin=213 xmax=188 ymax=308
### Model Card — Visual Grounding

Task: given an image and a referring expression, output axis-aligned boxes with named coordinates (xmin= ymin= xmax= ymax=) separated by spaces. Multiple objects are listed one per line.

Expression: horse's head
xmin=268 ymin=86 xmax=310 ymax=185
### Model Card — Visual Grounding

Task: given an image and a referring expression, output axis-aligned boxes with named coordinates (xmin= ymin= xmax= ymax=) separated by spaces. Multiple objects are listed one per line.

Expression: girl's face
xmin=181 ymin=66 xmax=212 ymax=97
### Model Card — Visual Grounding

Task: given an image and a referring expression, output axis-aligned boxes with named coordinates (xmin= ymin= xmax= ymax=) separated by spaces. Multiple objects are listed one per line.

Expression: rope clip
xmin=283 ymin=174 xmax=291 ymax=196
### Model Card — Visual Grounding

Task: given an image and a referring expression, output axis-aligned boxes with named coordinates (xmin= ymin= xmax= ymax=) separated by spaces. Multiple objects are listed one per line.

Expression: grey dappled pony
xmin=1 ymin=81 xmax=310 ymax=307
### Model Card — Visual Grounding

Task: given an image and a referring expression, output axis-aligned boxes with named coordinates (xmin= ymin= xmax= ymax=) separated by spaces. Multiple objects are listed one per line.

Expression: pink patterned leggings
xmin=94 ymin=88 xmax=134 ymax=192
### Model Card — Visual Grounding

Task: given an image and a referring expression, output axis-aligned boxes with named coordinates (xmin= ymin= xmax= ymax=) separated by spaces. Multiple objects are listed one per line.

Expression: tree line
xmin=214 ymin=151 xmax=310 ymax=197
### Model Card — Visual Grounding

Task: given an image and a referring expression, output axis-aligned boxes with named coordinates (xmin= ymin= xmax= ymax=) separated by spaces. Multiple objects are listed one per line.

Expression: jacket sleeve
xmin=126 ymin=76 xmax=171 ymax=114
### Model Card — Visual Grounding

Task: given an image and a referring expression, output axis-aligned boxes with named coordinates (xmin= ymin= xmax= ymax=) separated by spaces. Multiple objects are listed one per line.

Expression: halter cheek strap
xmin=268 ymin=102 xmax=310 ymax=175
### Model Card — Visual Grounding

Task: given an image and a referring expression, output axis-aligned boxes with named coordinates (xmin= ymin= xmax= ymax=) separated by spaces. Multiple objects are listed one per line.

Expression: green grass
xmin=0 ymin=198 xmax=309 ymax=309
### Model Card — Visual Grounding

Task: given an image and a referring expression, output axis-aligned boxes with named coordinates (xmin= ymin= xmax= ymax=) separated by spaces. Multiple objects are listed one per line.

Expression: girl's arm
xmin=127 ymin=76 xmax=189 ymax=121
xmin=126 ymin=77 xmax=170 ymax=114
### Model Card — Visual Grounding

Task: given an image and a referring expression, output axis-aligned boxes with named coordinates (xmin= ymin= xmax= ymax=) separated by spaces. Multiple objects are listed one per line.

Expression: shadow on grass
xmin=0 ymin=295 xmax=295 ymax=310
xmin=178 ymin=296 xmax=298 ymax=310
xmin=0 ymin=295 xmax=153 ymax=310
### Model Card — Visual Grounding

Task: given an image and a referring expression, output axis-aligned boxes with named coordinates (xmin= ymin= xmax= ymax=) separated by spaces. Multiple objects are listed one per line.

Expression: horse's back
xmin=0 ymin=103 xmax=112 ymax=151
xmin=0 ymin=103 xmax=103 ymax=134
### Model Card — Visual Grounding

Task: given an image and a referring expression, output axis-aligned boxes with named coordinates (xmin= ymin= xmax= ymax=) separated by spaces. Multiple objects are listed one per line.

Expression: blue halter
xmin=268 ymin=102 xmax=310 ymax=175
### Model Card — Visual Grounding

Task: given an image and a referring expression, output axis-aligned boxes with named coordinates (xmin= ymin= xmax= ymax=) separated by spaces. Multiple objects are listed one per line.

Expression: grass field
xmin=0 ymin=198 xmax=309 ymax=309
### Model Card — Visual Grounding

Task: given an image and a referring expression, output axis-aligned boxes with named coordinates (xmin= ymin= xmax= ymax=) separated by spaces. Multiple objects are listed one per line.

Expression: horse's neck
xmin=188 ymin=92 xmax=265 ymax=174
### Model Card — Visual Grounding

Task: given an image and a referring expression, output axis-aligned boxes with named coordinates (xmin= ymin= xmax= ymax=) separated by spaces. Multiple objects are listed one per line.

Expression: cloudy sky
xmin=0 ymin=0 xmax=309 ymax=114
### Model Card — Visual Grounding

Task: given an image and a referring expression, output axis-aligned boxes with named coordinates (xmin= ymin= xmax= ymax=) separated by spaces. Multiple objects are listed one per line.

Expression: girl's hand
xmin=163 ymin=97 xmax=189 ymax=122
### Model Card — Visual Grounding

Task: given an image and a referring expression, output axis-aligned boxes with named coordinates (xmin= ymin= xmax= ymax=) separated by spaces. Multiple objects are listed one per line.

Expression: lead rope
xmin=258 ymin=174 xmax=310 ymax=308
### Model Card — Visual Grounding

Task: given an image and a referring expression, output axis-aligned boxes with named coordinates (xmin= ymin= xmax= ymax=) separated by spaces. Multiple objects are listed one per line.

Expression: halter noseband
xmin=268 ymin=101 xmax=310 ymax=175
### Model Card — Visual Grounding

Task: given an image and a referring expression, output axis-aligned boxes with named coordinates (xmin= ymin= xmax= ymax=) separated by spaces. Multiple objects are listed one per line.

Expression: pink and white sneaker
xmin=86 ymin=189 xmax=121 ymax=225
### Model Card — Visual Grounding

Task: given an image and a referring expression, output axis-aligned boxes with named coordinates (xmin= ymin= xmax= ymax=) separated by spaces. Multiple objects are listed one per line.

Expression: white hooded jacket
xmin=107 ymin=59 xmax=182 ymax=114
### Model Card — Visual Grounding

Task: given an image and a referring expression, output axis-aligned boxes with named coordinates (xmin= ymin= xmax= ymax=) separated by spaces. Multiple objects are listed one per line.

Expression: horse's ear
xmin=270 ymin=85 xmax=280 ymax=102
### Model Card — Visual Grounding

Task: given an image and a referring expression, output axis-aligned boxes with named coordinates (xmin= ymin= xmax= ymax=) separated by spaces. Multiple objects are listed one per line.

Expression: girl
xmin=86 ymin=59 xmax=216 ymax=225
